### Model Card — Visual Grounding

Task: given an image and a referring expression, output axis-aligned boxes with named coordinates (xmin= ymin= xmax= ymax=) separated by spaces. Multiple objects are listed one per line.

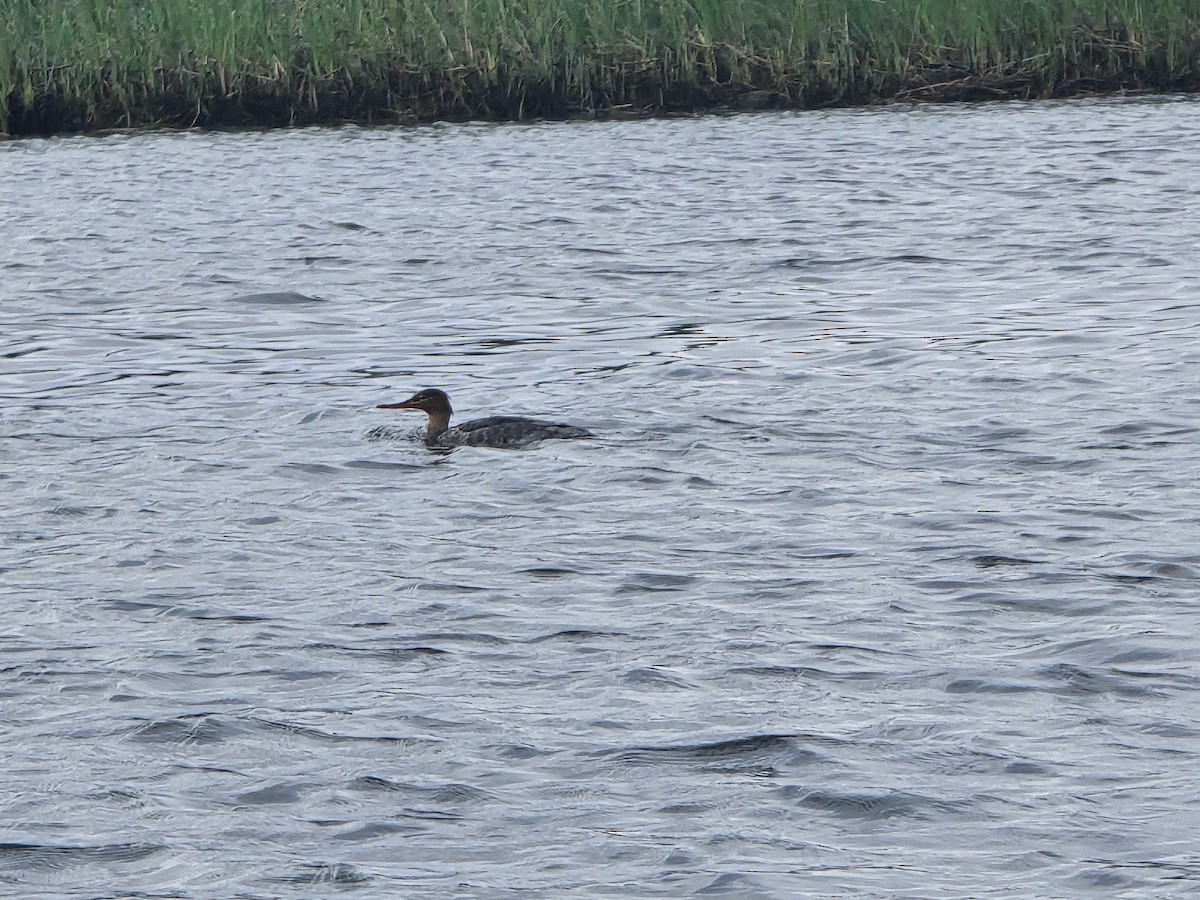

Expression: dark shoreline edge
xmin=6 ymin=42 xmax=1200 ymax=138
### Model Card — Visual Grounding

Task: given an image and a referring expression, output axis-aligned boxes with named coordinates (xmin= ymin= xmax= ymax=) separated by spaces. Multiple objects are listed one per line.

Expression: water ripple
xmin=3 ymin=96 xmax=1200 ymax=897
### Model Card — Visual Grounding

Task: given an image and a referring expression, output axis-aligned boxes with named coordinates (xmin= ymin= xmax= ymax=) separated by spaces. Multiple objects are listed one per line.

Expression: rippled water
xmin=4 ymin=96 xmax=1200 ymax=897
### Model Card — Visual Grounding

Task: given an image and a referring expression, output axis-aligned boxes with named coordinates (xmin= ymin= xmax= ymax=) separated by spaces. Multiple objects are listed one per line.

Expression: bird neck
xmin=424 ymin=409 xmax=451 ymax=440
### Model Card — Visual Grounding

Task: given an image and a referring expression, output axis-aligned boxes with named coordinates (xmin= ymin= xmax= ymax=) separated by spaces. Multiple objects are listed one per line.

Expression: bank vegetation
xmin=3 ymin=0 xmax=1198 ymax=134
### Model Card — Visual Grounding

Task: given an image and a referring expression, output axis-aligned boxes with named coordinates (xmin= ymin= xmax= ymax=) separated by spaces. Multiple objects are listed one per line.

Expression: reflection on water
xmin=4 ymin=96 xmax=1200 ymax=897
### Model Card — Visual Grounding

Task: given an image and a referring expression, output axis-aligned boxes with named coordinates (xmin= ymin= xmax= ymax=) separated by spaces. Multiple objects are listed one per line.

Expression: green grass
xmin=2 ymin=0 xmax=1198 ymax=133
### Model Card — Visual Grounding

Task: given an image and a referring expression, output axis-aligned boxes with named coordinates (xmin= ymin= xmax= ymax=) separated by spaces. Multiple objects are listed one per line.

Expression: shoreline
xmin=5 ymin=0 xmax=1199 ymax=138
xmin=7 ymin=71 xmax=1196 ymax=139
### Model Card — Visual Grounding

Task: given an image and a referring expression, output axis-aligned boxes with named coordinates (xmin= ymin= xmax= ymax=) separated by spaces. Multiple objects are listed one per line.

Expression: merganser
xmin=377 ymin=388 xmax=592 ymax=449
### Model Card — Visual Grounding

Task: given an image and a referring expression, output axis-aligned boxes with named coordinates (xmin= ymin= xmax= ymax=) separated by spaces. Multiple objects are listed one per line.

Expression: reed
xmin=2 ymin=0 xmax=1198 ymax=133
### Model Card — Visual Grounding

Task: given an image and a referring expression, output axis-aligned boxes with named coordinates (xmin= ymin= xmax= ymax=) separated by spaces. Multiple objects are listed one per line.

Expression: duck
xmin=377 ymin=388 xmax=592 ymax=449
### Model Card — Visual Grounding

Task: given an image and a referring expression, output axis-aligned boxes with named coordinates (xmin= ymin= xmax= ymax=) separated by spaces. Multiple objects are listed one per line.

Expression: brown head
xmin=377 ymin=388 xmax=453 ymax=437
xmin=377 ymin=388 xmax=452 ymax=415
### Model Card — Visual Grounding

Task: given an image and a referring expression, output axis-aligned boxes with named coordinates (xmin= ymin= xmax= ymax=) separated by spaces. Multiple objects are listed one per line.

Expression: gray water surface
xmin=4 ymin=96 xmax=1200 ymax=897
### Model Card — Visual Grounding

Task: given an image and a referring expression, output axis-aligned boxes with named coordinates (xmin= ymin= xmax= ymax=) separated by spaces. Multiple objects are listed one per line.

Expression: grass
xmin=2 ymin=0 xmax=1199 ymax=133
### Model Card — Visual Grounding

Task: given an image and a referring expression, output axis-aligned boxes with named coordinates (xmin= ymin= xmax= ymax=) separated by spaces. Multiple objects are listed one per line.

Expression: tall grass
xmin=2 ymin=0 xmax=1198 ymax=133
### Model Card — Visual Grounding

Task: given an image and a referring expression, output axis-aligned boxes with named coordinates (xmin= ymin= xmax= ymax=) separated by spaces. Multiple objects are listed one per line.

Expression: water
xmin=3 ymin=96 xmax=1200 ymax=897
